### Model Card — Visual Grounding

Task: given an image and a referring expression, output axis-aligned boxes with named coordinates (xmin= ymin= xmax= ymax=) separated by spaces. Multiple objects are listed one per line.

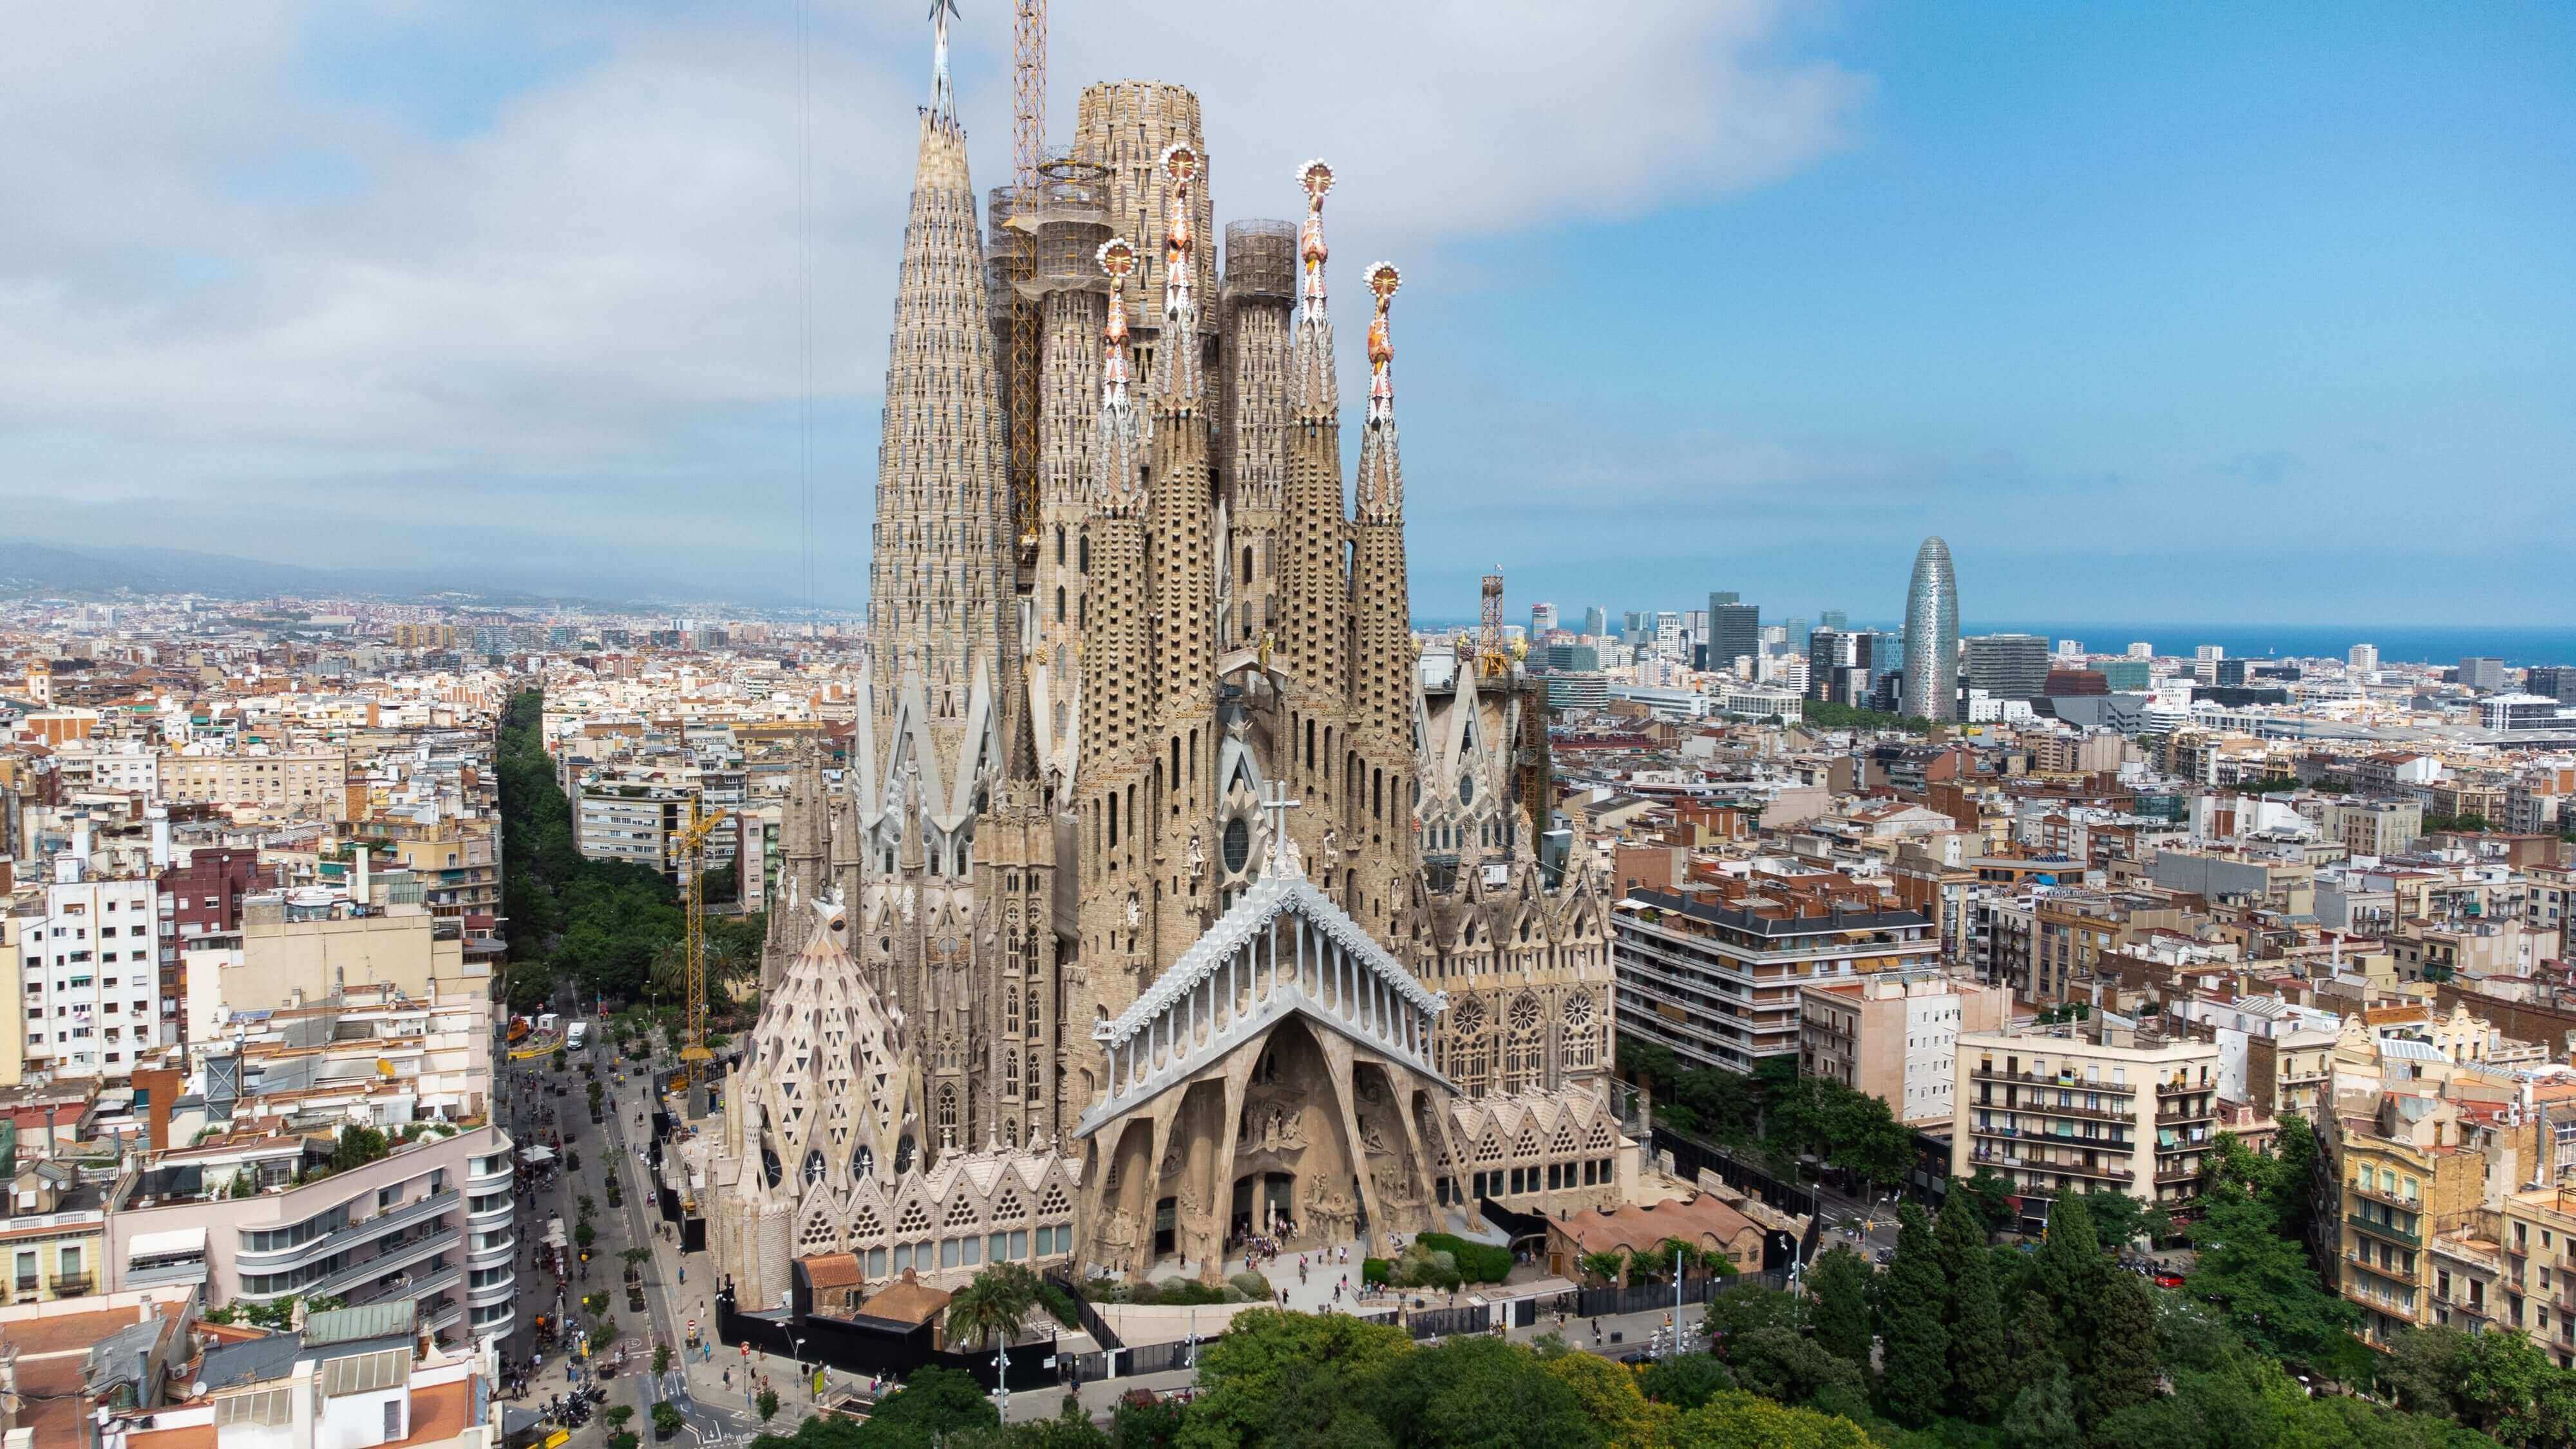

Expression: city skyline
xmin=6 ymin=3 xmax=2571 ymax=621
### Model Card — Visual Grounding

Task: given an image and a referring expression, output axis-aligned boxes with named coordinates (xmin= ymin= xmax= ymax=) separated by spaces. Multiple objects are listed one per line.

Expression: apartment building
xmin=1 ymin=1156 xmax=108 ymax=1304
xmin=2027 ymin=889 xmax=2197 ymax=1007
xmin=106 ymin=933 xmax=511 ymax=1343
xmin=109 ymin=1121 xmax=515 ymax=1345
xmin=16 ymin=860 xmax=164 ymax=1080
xmin=2323 ymin=1092 xmax=2533 ymax=1349
xmin=1953 ymin=1026 xmax=2226 ymax=1233
xmin=2330 ymin=797 xmax=2425 ymax=858
xmin=160 ymin=750 xmax=350 ymax=819
xmin=135 ymin=1300 xmax=499 ymax=1449
xmin=1799 ymin=972 xmax=2012 ymax=1127
xmin=156 ymin=846 xmax=263 ymax=1043
xmin=2498 ymin=1186 xmax=2576 ymax=1366
xmin=182 ymin=902 xmax=476 ymax=1069
xmin=572 ymin=766 xmax=737 ymax=883
xmin=1613 ymin=888 xmax=1940 ymax=1072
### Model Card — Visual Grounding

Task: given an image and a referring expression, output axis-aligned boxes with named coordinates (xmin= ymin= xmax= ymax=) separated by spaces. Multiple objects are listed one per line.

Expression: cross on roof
xmin=1259 ymin=781 xmax=1305 ymax=880
xmin=1260 ymin=781 xmax=1302 ymax=839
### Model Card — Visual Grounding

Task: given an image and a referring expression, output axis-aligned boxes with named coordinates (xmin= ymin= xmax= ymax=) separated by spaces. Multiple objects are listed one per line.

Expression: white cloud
xmin=0 ymin=0 xmax=1863 ymax=580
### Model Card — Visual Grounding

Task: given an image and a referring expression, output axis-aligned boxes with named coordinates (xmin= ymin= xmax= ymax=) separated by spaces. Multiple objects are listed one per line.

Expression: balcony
xmin=2347 ymin=1253 xmax=2416 ymax=1285
xmin=52 ymin=1274 xmax=93 ymax=1297
xmin=305 ymin=1230 xmax=455 ymax=1302
xmin=2348 ymin=1180 xmax=2422 ymax=1213
xmin=2155 ymin=1104 xmax=2215 ymax=1124
xmin=2154 ymin=1167 xmax=2201 ymax=1186
xmin=239 ymin=1189 xmax=460 ymax=1273
xmin=124 ymin=1258 xmax=209 ymax=1290
xmin=2349 ymin=1212 xmax=2423 ymax=1249
xmin=353 ymin=1262 xmax=460 ymax=1311
xmin=2155 ymin=1079 xmax=2207 ymax=1097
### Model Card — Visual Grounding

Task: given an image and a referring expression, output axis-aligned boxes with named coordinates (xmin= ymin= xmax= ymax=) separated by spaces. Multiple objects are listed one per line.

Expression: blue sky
xmin=5 ymin=3 xmax=2570 ymax=623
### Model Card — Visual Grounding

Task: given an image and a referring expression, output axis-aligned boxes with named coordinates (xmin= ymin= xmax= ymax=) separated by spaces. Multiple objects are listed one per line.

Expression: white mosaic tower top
xmin=862 ymin=90 xmax=1019 ymax=858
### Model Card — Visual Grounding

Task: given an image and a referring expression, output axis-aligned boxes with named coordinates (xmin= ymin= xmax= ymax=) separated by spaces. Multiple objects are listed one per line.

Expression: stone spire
xmin=928 ymin=0 xmax=959 ymax=122
xmin=1355 ymin=262 xmax=1404 ymax=525
xmin=1348 ymin=261 xmax=1418 ymax=940
xmin=1289 ymin=160 xmax=1336 ymax=415
xmin=1279 ymin=160 xmax=1349 ymax=703
xmin=861 ymin=57 xmax=1019 ymax=871
xmin=1152 ymin=145 xmax=1204 ymax=404
xmin=1095 ymin=238 xmax=1144 ymax=515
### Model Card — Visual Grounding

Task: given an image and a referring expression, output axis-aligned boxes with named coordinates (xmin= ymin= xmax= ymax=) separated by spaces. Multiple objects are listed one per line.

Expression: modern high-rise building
xmin=1806 ymin=628 xmax=1890 ymax=706
xmin=1709 ymin=598 xmax=1760 ymax=677
xmin=1818 ymin=610 xmax=1848 ymax=632
xmin=1530 ymin=602 xmax=1557 ymax=635
xmin=1581 ymin=605 xmax=1607 ymax=637
xmin=1899 ymin=537 xmax=1958 ymax=721
xmin=1963 ymin=632 xmax=2049 ymax=703
xmin=2524 ymin=665 xmax=2576 ymax=703
xmin=2126 ymin=641 xmax=2154 ymax=659
xmin=2459 ymin=656 xmax=2507 ymax=692
xmin=2348 ymin=643 xmax=2380 ymax=674
xmin=2098 ymin=658 xmax=2152 ymax=692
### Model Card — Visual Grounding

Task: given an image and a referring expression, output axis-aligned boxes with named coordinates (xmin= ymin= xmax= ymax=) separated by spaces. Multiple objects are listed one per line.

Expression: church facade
xmin=706 ymin=28 xmax=1627 ymax=1311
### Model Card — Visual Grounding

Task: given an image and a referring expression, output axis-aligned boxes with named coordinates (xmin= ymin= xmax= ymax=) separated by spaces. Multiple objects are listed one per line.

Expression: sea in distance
xmin=1412 ymin=620 xmax=2576 ymax=670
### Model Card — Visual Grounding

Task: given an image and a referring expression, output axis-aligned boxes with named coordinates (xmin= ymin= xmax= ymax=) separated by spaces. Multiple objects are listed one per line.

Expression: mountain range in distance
xmin=0 ymin=539 xmax=855 ymax=615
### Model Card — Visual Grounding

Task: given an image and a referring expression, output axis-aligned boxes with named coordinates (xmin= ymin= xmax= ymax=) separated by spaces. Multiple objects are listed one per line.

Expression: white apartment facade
xmin=17 ymin=860 xmax=165 ymax=1079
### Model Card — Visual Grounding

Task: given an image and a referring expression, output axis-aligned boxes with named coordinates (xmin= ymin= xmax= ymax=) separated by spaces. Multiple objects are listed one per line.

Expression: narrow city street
xmin=505 ymin=1033 xmax=772 ymax=1446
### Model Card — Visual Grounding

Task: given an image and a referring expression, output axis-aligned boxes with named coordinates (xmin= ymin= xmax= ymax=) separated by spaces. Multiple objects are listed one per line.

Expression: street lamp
xmin=994 ymin=1334 xmax=1011 ymax=1423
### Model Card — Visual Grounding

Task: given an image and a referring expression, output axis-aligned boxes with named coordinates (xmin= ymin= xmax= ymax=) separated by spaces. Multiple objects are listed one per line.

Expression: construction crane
xmin=676 ymin=797 xmax=730 ymax=1102
xmin=1008 ymin=0 xmax=1047 ymax=563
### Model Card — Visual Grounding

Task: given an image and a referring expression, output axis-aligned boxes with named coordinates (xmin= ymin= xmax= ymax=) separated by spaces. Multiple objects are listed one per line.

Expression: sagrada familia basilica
xmin=703 ymin=17 xmax=1633 ymax=1309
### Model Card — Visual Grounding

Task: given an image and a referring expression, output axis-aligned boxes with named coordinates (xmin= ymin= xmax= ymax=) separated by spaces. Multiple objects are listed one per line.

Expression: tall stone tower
xmin=713 ymin=27 xmax=1633 ymax=1306
xmin=1347 ymin=261 xmax=1419 ymax=945
xmin=851 ymin=48 xmax=1021 ymax=1155
xmin=1219 ymin=218 xmax=1294 ymax=656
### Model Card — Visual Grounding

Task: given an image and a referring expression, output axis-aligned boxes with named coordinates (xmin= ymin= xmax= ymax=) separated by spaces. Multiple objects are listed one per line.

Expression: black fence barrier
xmin=1403 ymin=1304 xmax=1491 ymax=1340
xmin=1121 ymin=1338 xmax=1198 ymax=1378
xmin=1043 ymin=1270 xmax=1124 ymax=1351
xmin=1512 ymin=1298 xmax=1539 ymax=1329
xmin=1570 ymin=1271 xmax=1768 ymax=1320
xmin=1651 ymin=1127 xmax=1819 ymax=1228
xmin=713 ymin=1285 xmax=1059 ymax=1393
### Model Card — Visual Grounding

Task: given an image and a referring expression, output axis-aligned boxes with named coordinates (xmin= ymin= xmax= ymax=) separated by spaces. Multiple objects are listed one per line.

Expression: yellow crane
xmin=676 ymin=798 xmax=730 ymax=1099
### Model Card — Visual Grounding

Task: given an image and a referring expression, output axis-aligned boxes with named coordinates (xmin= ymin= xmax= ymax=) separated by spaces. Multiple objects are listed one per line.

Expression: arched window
xmin=937 ymin=1086 xmax=959 ymax=1146
xmin=1055 ymin=587 xmax=1066 ymax=624
xmin=1055 ymin=526 xmax=1066 ymax=565
xmin=1079 ymin=532 xmax=1091 ymax=573
xmin=1241 ymin=545 xmax=1253 ymax=583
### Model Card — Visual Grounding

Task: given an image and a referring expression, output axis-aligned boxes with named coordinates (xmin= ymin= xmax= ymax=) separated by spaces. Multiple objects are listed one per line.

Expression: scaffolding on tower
xmin=1007 ymin=0 xmax=1046 ymax=567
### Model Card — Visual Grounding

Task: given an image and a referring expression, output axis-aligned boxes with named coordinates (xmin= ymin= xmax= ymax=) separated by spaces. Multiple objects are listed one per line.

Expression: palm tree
xmin=945 ymin=1265 xmax=1036 ymax=1350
